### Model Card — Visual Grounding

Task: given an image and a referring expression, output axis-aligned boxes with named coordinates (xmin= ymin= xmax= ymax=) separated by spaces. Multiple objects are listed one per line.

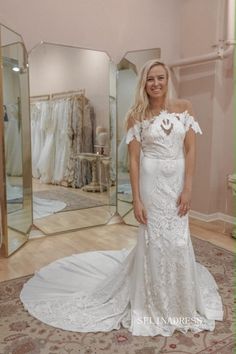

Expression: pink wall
xmin=179 ymin=0 xmax=221 ymax=57
xmin=178 ymin=0 xmax=234 ymax=217
xmin=216 ymin=58 xmax=234 ymax=215
xmin=179 ymin=63 xmax=214 ymax=214
xmin=178 ymin=62 xmax=233 ymax=215
xmin=0 ymin=0 xmax=182 ymax=63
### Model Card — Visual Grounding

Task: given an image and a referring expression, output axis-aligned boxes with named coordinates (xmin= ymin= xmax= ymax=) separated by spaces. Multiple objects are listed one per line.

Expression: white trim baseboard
xmin=189 ymin=210 xmax=235 ymax=224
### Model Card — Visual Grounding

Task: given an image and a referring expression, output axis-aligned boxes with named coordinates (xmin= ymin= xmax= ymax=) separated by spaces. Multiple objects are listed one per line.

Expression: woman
xmin=20 ymin=60 xmax=223 ymax=337
xmin=126 ymin=60 xmax=197 ymax=223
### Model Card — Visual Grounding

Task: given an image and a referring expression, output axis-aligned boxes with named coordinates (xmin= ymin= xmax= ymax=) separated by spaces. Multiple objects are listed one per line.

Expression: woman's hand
xmin=133 ymin=199 xmax=147 ymax=224
xmin=176 ymin=189 xmax=192 ymax=217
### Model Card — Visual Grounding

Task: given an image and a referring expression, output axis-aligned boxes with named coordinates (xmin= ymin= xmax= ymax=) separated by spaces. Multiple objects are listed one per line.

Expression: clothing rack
xmin=50 ymin=90 xmax=86 ymax=150
xmin=30 ymin=89 xmax=88 ymax=152
xmin=30 ymin=89 xmax=87 ymax=102
xmin=30 ymin=94 xmax=51 ymax=101
xmin=51 ymin=89 xmax=86 ymax=99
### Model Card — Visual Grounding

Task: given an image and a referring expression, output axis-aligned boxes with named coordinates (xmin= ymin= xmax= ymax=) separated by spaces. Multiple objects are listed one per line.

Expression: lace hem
xmin=20 ymin=243 xmax=223 ymax=335
xmin=20 ymin=295 xmax=131 ymax=332
xmin=21 ymin=296 xmax=222 ymax=336
xmin=129 ymin=310 xmax=217 ymax=337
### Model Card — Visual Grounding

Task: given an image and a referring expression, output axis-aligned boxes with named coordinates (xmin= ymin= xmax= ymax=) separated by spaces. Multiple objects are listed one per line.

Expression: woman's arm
xmin=127 ymin=120 xmax=147 ymax=224
xmin=183 ymin=100 xmax=196 ymax=192
xmin=128 ymin=139 xmax=141 ymax=202
xmin=176 ymin=100 xmax=196 ymax=216
xmin=183 ymin=131 xmax=196 ymax=193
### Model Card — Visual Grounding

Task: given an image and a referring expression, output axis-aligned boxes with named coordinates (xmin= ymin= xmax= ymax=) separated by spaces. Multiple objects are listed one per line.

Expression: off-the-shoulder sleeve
xmin=125 ymin=122 xmax=141 ymax=144
xmin=184 ymin=111 xmax=203 ymax=134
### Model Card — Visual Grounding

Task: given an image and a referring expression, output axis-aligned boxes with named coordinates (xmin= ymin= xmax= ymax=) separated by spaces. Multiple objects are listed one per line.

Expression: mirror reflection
xmin=117 ymin=49 xmax=161 ymax=226
xmin=3 ymin=45 xmax=22 ymax=213
xmin=0 ymin=24 xmax=33 ymax=256
xmin=29 ymin=43 xmax=116 ymax=235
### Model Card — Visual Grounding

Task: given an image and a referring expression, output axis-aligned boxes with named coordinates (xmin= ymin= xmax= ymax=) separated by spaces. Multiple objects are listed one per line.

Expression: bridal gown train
xmin=20 ymin=110 xmax=223 ymax=336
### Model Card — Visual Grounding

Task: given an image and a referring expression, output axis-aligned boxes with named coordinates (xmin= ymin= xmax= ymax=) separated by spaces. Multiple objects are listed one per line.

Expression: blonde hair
xmin=124 ymin=59 xmax=170 ymax=130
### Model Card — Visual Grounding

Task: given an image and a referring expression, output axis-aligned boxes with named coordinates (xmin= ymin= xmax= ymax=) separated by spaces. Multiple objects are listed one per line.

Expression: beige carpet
xmin=34 ymin=188 xmax=106 ymax=211
xmin=0 ymin=237 xmax=234 ymax=354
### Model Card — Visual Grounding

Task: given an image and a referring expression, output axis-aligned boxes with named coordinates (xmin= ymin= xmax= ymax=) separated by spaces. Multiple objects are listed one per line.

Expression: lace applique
xmin=177 ymin=111 xmax=203 ymax=135
xmin=22 ymin=249 xmax=135 ymax=332
xmin=126 ymin=122 xmax=142 ymax=144
xmin=139 ymin=224 xmax=217 ymax=336
xmin=126 ymin=111 xmax=202 ymax=146
xmin=160 ymin=118 xmax=174 ymax=135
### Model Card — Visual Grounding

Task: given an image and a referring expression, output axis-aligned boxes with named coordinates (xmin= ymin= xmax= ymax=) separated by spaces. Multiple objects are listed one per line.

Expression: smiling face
xmin=145 ymin=64 xmax=168 ymax=101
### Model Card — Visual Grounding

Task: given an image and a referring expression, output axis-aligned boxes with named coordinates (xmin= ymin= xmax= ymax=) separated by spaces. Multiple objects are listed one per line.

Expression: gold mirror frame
xmin=27 ymin=42 xmax=117 ymax=235
xmin=0 ymin=36 xmax=163 ymax=256
xmin=0 ymin=24 xmax=33 ymax=257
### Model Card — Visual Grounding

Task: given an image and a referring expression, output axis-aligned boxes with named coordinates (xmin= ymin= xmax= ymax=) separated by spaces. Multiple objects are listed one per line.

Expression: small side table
xmin=99 ymin=156 xmax=112 ymax=193
xmin=74 ymin=153 xmax=111 ymax=193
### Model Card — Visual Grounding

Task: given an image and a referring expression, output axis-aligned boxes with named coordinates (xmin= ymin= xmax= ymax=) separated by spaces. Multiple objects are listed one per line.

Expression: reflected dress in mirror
xmin=4 ymin=104 xmax=22 ymax=176
xmin=20 ymin=111 xmax=223 ymax=336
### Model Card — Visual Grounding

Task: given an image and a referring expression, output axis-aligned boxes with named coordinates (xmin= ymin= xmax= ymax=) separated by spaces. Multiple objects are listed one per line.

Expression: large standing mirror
xmin=0 ymin=24 xmax=33 ymax=256
xmin=28 ymin=43 xmax=116 ymax=235
xmin=117 ymin=49 xmax=161 ymax=226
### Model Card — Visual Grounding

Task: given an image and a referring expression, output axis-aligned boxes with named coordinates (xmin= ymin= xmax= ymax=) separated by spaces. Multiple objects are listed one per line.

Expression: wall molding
xmin=189 ymin=209 xmax=235 ymax=224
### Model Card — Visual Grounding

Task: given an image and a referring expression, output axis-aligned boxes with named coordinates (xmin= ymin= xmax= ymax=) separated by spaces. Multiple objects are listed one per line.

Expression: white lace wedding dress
xmin=20 ymin=110 xmax=223 ymax=336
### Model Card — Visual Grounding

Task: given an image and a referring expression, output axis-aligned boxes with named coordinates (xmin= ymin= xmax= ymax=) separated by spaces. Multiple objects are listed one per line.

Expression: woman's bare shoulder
xmin=169 ymin=98 xmax=193 ymax=113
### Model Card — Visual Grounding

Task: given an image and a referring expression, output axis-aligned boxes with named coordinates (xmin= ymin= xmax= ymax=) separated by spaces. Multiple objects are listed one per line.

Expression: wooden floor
xmin=0 ymin=216 xmax=234 ymax=282
xmin=189 ymin=217 xmax=235 ymax=251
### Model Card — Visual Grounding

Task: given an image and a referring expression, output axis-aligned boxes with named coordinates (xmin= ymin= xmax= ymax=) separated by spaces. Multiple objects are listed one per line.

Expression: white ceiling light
xmin=12 ymin=66 xmax=20 ymax=72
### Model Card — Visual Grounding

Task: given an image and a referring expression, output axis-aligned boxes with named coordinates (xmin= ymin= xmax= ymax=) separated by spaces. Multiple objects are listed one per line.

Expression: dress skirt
xmin=20 ymin=155 xmax=223 ymax=336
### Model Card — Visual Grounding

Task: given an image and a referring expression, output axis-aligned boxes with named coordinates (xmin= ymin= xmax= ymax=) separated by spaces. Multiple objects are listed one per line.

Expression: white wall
xmin=126 ymin=49 xmax=161 ymax=72
xmin=2 ymin=44 xmax=23 ymax=104
xmin=29 ymin=44 xmax=110 ymax=127
xmin=117 ymin=69 xmax=138 ymax=140
xmin=3 ymin=67 xmax=19 ymax=104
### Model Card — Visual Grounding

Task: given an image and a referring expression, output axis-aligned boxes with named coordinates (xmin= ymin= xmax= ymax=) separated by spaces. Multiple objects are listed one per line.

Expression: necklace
xmin=149 ymin=100 xmax=168 ymax=117
xmin=150 ymin=105 xmax=167 ymax=118
xmin=151 ymin=108 xmax=165 ymax=117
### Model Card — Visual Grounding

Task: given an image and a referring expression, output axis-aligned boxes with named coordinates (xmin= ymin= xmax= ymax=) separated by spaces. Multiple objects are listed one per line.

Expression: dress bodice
xmin=126 ymin=110 xmax=202 ymax=160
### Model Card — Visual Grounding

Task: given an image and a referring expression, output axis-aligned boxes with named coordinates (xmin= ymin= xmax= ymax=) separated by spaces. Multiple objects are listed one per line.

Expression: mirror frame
xmin=28 ymin=41 xmax=118 ymax=233
xmin=0 ymin=24 xmax=33 ymax=257
xmin=0 ymin=39 xmax=8 ymax=255
xmin=0 ymin=39 xmax=163 ymax=255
